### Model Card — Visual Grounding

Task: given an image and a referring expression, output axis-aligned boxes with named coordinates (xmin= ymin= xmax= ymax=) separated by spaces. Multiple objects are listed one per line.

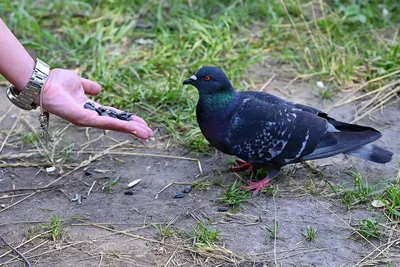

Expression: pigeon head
xmin=182 ymin=66 xmax=232 ymax=93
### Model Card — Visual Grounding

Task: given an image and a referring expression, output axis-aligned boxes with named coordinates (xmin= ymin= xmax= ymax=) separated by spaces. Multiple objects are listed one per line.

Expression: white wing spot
xmin=295 ymin=130 xmax=310 ymax=158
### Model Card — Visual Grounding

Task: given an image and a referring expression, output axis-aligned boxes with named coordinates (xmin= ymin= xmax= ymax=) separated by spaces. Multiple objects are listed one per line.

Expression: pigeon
xmin=182 ymin=66 xmax=393 ymax=194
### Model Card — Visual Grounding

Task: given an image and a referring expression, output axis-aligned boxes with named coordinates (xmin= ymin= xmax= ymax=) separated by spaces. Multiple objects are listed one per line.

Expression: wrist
xmin=7 ymin=56 xmax=35 ymax=93
xmin=6 ymin=58 xmax=50 ymax=110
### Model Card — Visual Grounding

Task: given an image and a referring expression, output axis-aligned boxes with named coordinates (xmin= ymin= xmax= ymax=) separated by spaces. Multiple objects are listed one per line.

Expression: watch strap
xmin=6 ymin=58 xmax=50 ymax=110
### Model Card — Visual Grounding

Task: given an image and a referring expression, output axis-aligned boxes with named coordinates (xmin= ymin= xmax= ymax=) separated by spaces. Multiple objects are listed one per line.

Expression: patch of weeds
xmin=304 ymin=226 xmax=318 ymax=242
xmin=222 ymin=181 xmax=250 ymax=209
xmin=306 ymin=173 xmax=317 ymax=195
xmin=261 ymin=186 xmax=278 ymax=196
xmin=212 ymin=176 xmax=225 ymax=187
xmin=265 ymin=221 xmax=279 ymax=239
xmin=41 ymin=215 xmax=63 ymax=241
xmin=155 ymin=222 xmax=175 ymax=240
xmin=225 ymin=157 xmax=239 ymax=166
xmin=192 ymin=222 xmax=220 ymax=247
xmin=192 ymin=180 xmax=211 ymax=191
xmin=44 ymin=142 xmax=76 ymax=165
xmin=318 ymin=84 xmax=338 ymax=100
xmin=379 ymin=179 xmax=400 ymax=219
xmin=105 ymin=173 xmax=121 ymax=193
xmin=254 ymin=169 xmax=269 ymax=179
xmin=22 ymin=132 xmax=41 ymax=144
xmin=56 ymin=143 xmax=76 ymax=164
xmin=356 ymin=218 xmax=381 ymax=240
xmin=327 ymin=171 xmax=379 ymax=209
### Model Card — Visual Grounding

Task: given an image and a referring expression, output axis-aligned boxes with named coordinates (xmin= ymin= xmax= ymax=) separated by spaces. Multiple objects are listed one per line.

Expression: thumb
xmin=81 ymin=78 xmax=101 ymax=96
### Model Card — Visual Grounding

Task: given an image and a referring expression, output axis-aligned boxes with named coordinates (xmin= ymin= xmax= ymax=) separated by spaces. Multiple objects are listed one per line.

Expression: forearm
xmin=0 ymin=18 xmax=35 ymax=91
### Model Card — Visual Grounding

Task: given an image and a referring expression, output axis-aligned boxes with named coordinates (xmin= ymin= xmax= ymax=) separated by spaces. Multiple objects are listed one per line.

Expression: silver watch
xmin=6 ymin=58 xmax=50 ymax=110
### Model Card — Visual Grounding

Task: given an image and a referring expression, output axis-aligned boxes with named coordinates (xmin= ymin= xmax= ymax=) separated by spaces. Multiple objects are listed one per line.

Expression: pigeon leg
xmin=231 ymin=159 xmax=254 ymax=173
xmin=241 ymin=177 xmax=272 ymax=196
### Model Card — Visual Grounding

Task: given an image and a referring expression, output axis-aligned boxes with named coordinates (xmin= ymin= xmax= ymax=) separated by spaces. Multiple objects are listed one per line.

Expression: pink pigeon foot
xmin=231 ymin=159 xmax=254 ymax=173
xmin=241 ymin=177 xmax=272 ymax=196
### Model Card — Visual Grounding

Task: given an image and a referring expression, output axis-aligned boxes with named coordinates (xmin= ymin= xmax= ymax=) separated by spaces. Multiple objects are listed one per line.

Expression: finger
xmin=81 ymin=78 xmax=101 ymax=96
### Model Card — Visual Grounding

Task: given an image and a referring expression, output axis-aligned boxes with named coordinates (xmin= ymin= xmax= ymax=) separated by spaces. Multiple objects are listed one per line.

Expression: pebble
xmin=124 ymin=191 xmax=134 ymax=195
xmin=45 ymin=166 xmax=57 ymax=173
xmin=182 ymin=185 xmax=192 ymax=193
xmin=316 ymin=81 xmax=325 ymax=89
xmin=173 ymin=193 xmax=185 ymax=198
xmin=217 ymin=206 xmax=229 ymax=212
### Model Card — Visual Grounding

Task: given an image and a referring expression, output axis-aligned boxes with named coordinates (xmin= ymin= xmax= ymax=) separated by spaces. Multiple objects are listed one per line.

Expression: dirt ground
xmin=0 ymin=63 xmax=399 ymax=266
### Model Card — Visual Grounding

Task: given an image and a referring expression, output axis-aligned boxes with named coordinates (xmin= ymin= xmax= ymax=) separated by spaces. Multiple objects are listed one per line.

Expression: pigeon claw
xmin=231 ymin=159 xmax=254 ymax=173
xmin=241 ymin=177 xmax=272 ymax=196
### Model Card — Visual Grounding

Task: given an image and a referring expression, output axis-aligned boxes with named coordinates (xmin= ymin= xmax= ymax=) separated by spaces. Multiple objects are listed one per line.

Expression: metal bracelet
xmin=6 ymin=58 xmax=50 ymax=110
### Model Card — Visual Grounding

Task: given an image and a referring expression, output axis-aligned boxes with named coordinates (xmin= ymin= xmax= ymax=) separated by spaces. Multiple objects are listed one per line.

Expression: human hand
xmin=35 ymin=68 xmax=153 ymax=139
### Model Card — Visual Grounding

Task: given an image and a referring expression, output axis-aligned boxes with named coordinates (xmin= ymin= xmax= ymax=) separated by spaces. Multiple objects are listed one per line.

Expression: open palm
xmin=37 ymin=69 xmax=153 ymax=139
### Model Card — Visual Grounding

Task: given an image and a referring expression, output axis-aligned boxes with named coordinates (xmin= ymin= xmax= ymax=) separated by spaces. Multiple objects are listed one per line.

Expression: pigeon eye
xmin=204 ymin=76 xmax=211 ymax=81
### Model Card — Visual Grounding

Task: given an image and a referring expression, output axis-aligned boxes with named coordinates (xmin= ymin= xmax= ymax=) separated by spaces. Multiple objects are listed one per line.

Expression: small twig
xmin=272 ymin=193 xmax=278 ymax=267
xmin=0 ymin=235 xmax=32 ymax=267
xmin=0 ymin=184 xmax=62 ymax=194
xmin=351 ymin=92 xmax=399 ymax=123
xmin=97 ymin=252 xmax=104 ymax=267
xmin=0 ymin=231 xmax=50 ymax=260
xmin=87 ymin=180 xmax=96 ymax=196
xmin=80 ymin=151 xmax=203 ymax=175
xmin=0 ymin=192 xmax=36 ymax=214
xmin=0 ymin=105 xmax=14 ymax=124
xmin=154 ymin=181 xmax=193 ymax=199
xmin=1 ymin=241 xmax=90 ymax=265
xmin=330 ymin=80 xmax=400 ymax=109
xmin=45 ymin=140 xmax=130 ymax=188
xmin=164 ymin=244 xmax=181 ymax=267
xmin=0 ymin=110 xmax=21 ymax=154
xmin=258 ymin=74 xmax=276 ymax=92
xmin=354 ymin=238 xmax=400 ymax=266
xmin=329 ymin=68 xmax=400 ymax=111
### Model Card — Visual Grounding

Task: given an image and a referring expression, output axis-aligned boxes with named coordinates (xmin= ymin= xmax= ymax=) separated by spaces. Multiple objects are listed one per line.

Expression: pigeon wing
xmin=226 ymin=97 xmax=328 ymax=166
xmin=240 ymin=91 xmax=324 ymax=116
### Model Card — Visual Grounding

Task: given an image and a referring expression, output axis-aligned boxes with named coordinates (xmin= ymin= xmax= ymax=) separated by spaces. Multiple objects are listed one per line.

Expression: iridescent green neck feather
xmin=199 ymin=90 xmax=237 ymax=113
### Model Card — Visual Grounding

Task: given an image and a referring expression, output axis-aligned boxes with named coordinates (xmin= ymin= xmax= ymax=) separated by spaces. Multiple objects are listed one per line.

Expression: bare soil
xmin=0 ymin=64 xmax=399 ymax=266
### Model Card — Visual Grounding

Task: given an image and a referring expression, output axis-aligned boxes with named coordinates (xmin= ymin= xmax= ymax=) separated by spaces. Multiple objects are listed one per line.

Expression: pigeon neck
xmin=199 ymin=88 xmax=238 ymax=113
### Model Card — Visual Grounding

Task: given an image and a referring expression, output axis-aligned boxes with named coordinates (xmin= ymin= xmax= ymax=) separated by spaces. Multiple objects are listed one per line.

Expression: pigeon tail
xmin=301 ymin=120 xmax=387 ymax=162
xmin=345 ymin=143 xmax=393 ymax=163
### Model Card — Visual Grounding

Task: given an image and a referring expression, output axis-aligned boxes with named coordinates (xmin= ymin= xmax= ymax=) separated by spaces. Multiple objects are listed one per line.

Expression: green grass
xmin=356 ymin=218 xmax=381 ymax=240
xmin=1 ymin=0 xmax=399 ymax=152
xmin=222 ymin=181 xmax=250 ymax=208
xmin=155 ymin=221 xmax=176 ymax=240
xmin=22 ymin=132 xmax=41 ymax=144
xmin=327 ymin=171 xmax=380 ymax=209
xmin=304 ymin=225 xmax=318 ymax=241
xmin=192 ymin=222 xmax=220 ymax=247
xmin=192 ymin=180 xmax=211 ymax=191
xmin=105 ymin=173 xmax=121 ymax=193
xmin=265 ymin=220 xmax=279 ymax=239
xmin=41 ymin=215 xmax=63 ymax=241
xmin=379 ymin=178 xmax=400 ymax=219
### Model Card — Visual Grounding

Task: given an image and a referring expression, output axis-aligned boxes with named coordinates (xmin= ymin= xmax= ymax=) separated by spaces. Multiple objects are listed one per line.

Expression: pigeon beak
xmin=182 ymin=75 xmax=198 ymax=85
